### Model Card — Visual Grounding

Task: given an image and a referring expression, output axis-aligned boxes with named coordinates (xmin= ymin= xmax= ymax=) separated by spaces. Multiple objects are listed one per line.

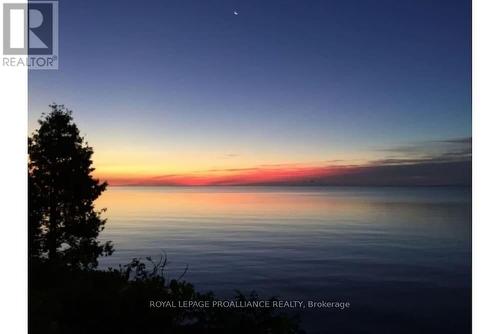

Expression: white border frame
xmin=473 ymin=0 xmax=500 ymax=333
xmin=0 ymin=0 xmax=28 ymax=332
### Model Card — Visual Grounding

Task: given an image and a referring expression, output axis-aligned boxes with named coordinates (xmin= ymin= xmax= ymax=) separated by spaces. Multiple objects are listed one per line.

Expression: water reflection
xmin=98 ymin=186 xmax=471 ymax=334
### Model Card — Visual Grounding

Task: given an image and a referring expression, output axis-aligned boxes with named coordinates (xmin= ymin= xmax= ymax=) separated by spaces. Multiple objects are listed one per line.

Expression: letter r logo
xmin=3 ymin=1 xmax=57 ymax=55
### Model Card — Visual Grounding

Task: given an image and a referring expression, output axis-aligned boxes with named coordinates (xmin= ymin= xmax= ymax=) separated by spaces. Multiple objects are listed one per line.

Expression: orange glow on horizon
xmin=96 ymin=163 xmax=360 ymax=186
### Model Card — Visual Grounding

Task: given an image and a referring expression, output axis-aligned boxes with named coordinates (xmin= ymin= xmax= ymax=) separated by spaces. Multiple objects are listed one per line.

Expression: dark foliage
xmin=30 ymin=258 xmax=303 ymax=334
xmin=28 ymin=104 xmax=112 ymax=269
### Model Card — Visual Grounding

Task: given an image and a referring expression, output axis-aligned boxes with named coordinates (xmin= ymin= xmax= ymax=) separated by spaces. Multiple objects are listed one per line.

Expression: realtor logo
xmin=2 ymin=1 xmax=58 ymax=69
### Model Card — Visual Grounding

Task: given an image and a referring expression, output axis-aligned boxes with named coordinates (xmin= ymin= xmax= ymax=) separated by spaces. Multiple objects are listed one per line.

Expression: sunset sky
xmin=28 ymin=0 xmax=471 ymax=186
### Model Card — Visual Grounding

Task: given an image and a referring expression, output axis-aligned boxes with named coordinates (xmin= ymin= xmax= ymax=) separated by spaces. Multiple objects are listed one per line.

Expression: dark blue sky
xmin=29 ymin=0 xmax=471 ymax=183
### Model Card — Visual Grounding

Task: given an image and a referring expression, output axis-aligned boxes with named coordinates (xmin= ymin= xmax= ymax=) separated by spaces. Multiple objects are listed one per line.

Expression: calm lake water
xmin=97 ymin=186 xmax=471 ymax=334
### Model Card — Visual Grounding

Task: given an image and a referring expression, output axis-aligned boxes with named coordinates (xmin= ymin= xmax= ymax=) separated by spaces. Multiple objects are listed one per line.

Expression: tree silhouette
xmin=28 ymin=105 xmax=304 ymax=334
xmin=28 ymin=104 xmax=112 ymax=268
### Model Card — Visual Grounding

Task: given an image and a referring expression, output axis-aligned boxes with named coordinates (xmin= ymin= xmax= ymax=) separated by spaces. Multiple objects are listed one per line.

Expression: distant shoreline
xmin=107 ymin=184 xmax=472 ymax=188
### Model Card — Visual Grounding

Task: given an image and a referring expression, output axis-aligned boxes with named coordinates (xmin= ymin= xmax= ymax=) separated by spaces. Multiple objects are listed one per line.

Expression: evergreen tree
xmin=28 ymin=104 xmax=112 ymax=268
